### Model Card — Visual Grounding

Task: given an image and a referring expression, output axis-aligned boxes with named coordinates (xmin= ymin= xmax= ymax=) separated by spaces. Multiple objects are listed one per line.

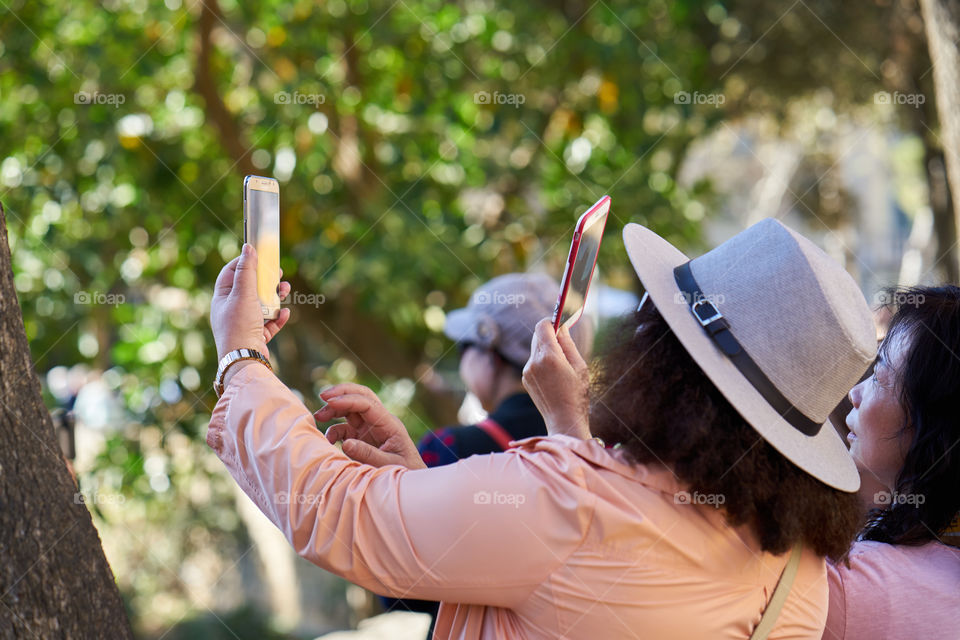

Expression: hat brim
xmin=622 ymin=223 xmax=860 ymax=492
xmin=444 ymin=308 xmax=478 ymax=345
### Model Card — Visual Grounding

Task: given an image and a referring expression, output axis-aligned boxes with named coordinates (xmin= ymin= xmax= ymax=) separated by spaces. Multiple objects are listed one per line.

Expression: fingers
xmin=323 ymin=420 xmax=375 ymax=443
xmin=522 ymin=318 xmax=576 ymax=412
xmin=341 ymin=439 xmax=395 ymax=468
xmin=263 ymin=281 xmax=292 ymax=342
xmin=319 ymin=383 xmax=380 ymax=403
xmin=531 ymin=318 xmax=585 ymax=371
xmin=324 ymin=421 xmax=356 ymax=444
xmin=231 ymin=244 xmax=258 ymax=299
xmin=214 ymin=255 xmax=241 ymax=297
xmin=315 ymin=394 xmax=391 ymax=425
xmin=314 ymin=394 xmax=372 ymax=421
xmin=263 ymin=307 xmax=291 ymax=343
xmin=532 ymin=317 xmax=562 ymax=359
xmin=556 ymin=323 xmax=589 ymax=373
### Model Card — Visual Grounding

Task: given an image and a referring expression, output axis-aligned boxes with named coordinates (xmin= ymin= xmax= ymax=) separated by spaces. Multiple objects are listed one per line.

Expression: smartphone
xmin=552 ymin=195 xmax=611 ymax=331
xmin=243 ymin=175 xmax=281 ymax=320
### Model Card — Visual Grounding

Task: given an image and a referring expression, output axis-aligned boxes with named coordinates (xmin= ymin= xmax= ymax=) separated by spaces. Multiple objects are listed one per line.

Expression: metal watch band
xmin=214 ymin=348 xmax=272 ymax=397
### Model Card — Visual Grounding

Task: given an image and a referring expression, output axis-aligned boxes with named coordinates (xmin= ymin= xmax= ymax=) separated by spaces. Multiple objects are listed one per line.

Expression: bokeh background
xmin=1 ymin=0 xmax=953 ymax=637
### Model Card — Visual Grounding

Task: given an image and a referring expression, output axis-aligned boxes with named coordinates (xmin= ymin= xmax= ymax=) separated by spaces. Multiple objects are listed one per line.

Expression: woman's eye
xmin=873 ymin=370 xmax=893 ymax=389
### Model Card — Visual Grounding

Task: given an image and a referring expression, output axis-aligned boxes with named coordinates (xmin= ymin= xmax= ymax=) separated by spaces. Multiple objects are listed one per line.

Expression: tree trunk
xmin=0 ymin=201 xmax=132 ymax=638
xmin=920 ymin=0 xmax=960 ymax=281
xmin=889 ymin=0 xmax=960 ymax=283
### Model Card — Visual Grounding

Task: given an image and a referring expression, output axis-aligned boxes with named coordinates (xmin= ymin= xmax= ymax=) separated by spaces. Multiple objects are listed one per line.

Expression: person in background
xmin=823 ymin=285 xmax=960 ymax=639
xmin=373 ymin=273 xmax=595 ymax=636
xmin=420 ymin=272 xmax=594 ymax=465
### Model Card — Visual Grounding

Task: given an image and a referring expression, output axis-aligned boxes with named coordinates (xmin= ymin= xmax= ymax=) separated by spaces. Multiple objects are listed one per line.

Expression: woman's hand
xmin=522 ymin=318 xmax=591 ymax=439
xmin=210 ymin=244 xmax=291 ymax=361
xmin=315 ymin=383 xmax=427 ymax=470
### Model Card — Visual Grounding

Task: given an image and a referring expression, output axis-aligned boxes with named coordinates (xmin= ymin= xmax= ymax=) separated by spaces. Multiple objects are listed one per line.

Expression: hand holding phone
xmin=243 ymin=175 xmax=281 ymax=320
xmin=552 ymin=195 xmax=610 ymax=331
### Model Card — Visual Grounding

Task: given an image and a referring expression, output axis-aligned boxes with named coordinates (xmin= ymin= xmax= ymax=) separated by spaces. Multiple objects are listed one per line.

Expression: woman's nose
xmin=849 ymin=381 xmax=862 ymax=408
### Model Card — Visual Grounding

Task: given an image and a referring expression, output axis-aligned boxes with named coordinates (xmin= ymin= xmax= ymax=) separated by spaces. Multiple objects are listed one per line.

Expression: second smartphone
xmin=243 ymin=175 xmax=281 ymax=320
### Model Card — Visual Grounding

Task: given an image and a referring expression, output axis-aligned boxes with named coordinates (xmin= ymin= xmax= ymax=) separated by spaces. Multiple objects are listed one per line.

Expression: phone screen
xmin=243 ymin=176 xmax=280 ymax=319
xmin=555 ymin=196 xmax=610 ymax=330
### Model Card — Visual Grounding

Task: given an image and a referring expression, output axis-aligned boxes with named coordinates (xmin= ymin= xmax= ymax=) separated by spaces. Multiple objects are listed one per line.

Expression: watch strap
xmin=214 ymin=348 xmax=272 ymax=397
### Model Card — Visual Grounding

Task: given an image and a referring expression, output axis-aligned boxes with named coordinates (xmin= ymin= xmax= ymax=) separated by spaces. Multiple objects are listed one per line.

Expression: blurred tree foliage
xmin=698 ymin=0 xmax=957 ymax=278
xmin=0 ymin=0 xmax=933 ymax=635
xmin=1 ymin=0 xmax=723 ymax=435
xmin=0 ymin=0 xmax=724 ymax=632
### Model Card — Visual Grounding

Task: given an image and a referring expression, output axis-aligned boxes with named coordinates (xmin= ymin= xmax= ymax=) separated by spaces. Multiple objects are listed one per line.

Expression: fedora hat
xmin=623 ymin=218 xmax=876 ymax=491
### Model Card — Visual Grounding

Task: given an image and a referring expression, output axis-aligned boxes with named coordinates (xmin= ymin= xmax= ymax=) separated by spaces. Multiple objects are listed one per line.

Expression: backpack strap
xmin=749 ymin=542 xmax=803 ymax=640
xmin=476 ymin=418 xmax=515 ymax=451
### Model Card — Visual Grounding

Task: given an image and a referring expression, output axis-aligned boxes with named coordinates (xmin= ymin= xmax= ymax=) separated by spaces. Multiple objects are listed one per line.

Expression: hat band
xmin=673 ymin=261 xmax=823 ymax=437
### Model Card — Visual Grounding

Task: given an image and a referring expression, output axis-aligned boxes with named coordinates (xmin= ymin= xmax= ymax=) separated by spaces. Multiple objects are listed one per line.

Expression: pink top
xmin=824 ymin=539 xmax=960 ymax=639
xmin=207 ymin=364 xmax=832 ymax=639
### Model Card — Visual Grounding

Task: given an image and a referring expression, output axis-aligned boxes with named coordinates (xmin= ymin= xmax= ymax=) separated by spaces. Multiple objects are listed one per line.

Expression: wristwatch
xmin=214 ymin=348 xmax=273 ymax=397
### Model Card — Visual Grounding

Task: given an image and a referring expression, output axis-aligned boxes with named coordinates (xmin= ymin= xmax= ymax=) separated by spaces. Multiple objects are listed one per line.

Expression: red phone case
xmin=553 ymin=195 xmax=611 ymax=331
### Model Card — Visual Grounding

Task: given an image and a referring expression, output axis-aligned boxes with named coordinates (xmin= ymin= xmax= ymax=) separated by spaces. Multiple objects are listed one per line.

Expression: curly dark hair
xmin=589 ymin=304 xmax=863 ymax=562
xmin=861 ymin=285 xmax=960 ymax=546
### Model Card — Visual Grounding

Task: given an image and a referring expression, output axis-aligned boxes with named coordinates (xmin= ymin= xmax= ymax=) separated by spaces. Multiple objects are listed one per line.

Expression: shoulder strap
xmin=749 ymin=543 xmax=803 ymax=640
xmin=476 ymin=418 xmax=514 ymax=451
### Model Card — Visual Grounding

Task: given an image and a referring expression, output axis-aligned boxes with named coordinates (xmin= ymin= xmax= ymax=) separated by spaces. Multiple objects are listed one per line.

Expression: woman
xmin=417 ymin=272 xmax=591 ymax=467
xmin=823 ymin=285 xmax=960 ymax=639
xmin=208 ymin=219 xmax=875 ymax=638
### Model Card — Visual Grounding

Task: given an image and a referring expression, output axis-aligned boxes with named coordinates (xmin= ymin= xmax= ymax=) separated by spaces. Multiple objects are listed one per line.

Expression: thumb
xmin=532 ymin=317 xmax=561 ymax=358
xmin=342 ymin=439 xmax=392 ymax=467
xmin=556 ymin=323 xmax=587 ymax=370
xmin=233 ymin=243 xmax=258 ymax=299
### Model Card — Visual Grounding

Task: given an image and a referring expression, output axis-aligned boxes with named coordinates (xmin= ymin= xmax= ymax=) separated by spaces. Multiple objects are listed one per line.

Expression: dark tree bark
xmin=887 ymin=0 xmax=960 ymax=283
xmin=0 ymin=201 xmax=132 ymax=638
xmin=194 ymin=0 xmax=257 ymax=177
xmin=921 ymin=0 xmax=960 ymax=280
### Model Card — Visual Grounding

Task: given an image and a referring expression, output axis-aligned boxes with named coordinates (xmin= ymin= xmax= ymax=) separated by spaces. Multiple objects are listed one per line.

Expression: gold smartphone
xmin=243 ymin=175 xmax=281 ymax=320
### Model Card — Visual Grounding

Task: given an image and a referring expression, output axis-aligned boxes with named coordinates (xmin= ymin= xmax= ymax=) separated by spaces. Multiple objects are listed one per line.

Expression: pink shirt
xmin=824 ymin=539 xmax=960 ymax=639
xmin=207 ymin=364 xmax=832 ymax=639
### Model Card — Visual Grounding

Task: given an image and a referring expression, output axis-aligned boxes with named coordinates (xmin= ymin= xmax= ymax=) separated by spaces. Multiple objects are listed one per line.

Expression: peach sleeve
xmin=206 ymin=364 xmax=594 ymax=607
